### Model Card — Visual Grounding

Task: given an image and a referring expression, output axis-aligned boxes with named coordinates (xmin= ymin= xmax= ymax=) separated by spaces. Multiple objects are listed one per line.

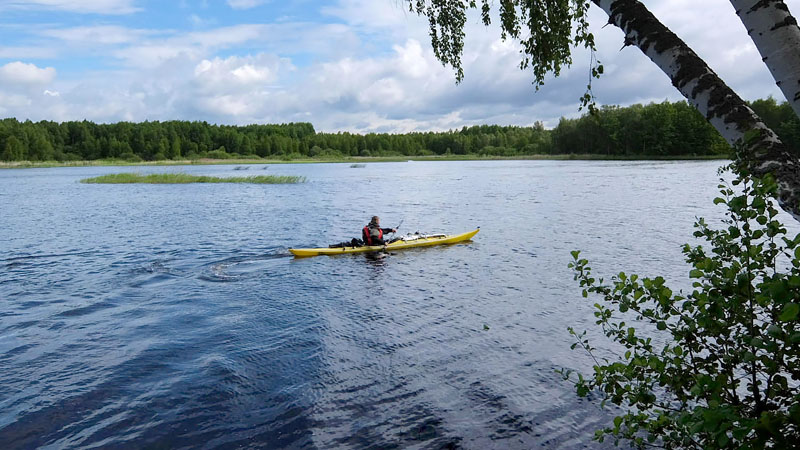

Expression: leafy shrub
xmin=206 ymin=150 xmax=230 ymax=159
xmin=564 ymin=165 xmax=800 ymax=448
xmin=281 ymin=152 xmax=304 ymax=161
xmin=480 ymin=146 xmax=515 ymax=156
xmin=118 ymin=152 xmax=143 ymax=162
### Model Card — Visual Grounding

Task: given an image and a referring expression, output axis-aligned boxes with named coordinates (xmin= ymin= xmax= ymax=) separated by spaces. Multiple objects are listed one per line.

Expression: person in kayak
xmin=362 ymin=216 xmax=397 ymax=246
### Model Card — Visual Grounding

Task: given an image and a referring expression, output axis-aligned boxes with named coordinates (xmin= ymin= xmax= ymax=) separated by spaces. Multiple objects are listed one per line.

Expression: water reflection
xmin=363 ymin=251 xmax=388 ymax=268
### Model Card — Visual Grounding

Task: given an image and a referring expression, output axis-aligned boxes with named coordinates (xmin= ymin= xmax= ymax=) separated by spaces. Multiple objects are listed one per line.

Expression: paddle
xmin=392 ymin=219 xmax=404 ymax=236
xmin=387 ymin=219 xmax=404 ymax=244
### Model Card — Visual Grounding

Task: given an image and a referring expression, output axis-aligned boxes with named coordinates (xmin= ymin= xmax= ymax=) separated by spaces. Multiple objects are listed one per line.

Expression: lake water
xmin=2 ymin=160 xmax=788 ymax=449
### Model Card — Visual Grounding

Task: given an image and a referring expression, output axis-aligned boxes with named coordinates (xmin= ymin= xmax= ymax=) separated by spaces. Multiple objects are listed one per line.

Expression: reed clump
xmin=81 ymin=173 xmax=305 ymax=184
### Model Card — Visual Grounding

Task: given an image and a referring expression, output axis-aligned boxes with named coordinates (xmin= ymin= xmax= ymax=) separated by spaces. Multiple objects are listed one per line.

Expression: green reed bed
xmin=81 ymin=173 xmax=305 ymax=184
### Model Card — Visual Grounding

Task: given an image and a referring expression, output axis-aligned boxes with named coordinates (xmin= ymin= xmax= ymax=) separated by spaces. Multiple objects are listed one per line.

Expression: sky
xmin=0 ymin=0 xmax=796 ymax=133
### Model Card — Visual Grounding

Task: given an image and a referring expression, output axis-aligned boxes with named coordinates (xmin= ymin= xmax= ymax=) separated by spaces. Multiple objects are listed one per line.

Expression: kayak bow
xmin=289 ymin=228 xmax=479 ymax=258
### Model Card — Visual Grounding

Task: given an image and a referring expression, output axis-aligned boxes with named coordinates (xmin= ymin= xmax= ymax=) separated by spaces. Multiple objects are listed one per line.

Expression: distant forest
xmin=1 ymin=97 xmax=798 ymax=162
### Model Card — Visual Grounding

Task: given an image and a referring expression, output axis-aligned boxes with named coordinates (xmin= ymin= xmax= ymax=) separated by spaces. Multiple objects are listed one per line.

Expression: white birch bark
xmin=730 ymin=0 xmax=800 ymax=118
xmin=592 ymin=0 xmax=800 ymax=221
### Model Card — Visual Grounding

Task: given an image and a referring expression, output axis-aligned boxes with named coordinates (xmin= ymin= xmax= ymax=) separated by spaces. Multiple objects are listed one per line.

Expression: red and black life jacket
xmin=362 ymin=225 xmax=383 ymax=245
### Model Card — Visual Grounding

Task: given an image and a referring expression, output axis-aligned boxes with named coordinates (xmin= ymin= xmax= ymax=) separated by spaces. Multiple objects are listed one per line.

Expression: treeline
xmin=1 ymin=98 xmax=797 ymax=162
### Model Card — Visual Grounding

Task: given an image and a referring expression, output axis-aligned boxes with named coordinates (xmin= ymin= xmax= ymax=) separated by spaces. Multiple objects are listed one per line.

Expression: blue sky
xmin=0 ymin=0 xmax=796 ymax=132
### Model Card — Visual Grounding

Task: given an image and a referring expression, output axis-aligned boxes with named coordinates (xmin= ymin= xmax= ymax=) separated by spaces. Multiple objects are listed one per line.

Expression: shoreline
xmin=0 ymin=154 xmax=729 ymax=169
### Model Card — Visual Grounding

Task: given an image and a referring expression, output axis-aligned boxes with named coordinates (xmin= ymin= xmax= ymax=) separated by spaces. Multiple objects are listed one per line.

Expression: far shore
xmin=0 ymin=154 xmax=729 ymax=169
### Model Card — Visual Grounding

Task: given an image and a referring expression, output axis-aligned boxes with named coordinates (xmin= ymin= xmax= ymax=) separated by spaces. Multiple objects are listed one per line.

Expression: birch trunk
xmin=592 ymin=0 xmax=800 ymax=221
xmin=730 ymin=0 xmax=800 ymax=118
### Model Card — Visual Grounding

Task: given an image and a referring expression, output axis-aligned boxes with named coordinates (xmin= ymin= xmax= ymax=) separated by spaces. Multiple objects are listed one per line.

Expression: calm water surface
xmin=3 ymin=160 xmax=789 ymax=449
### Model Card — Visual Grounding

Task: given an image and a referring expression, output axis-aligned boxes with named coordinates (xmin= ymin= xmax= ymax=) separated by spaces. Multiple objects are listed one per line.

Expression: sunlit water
xmin=3 ymin=160 xmax=792 ymax=448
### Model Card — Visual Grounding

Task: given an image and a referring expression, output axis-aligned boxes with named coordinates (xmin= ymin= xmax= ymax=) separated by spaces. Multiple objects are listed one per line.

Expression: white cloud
xmin=106 ymin=25 xmax=269 ymax=68
xmin=194 ymin=95 xmax=251 ymax=116
xmin=189 ymin=14 xmax=216 ymax=27
xmin=321 ymin=0 xmax=420 ymax=35
xmin=0 ymin=92 xmax=33 ymax=114
xmin=113 ymin=44 xmax=203 ymax=68
xmin=0 ymin=0 xmax=141 ymax=15
xmin=0 ymin=62 xmax=56 ymax=85
xmin=0 ymin=46 xmax=58 ymax=59
xmin=226 ymin=0 xmax=266 ymax=10
xmin=40 ymin=25 xmax=156 ymax=45
xmin=185 ymin=24 xmax=268 ymax=48
xmin=193 ymin=54 xmax=282 ymax=92
xmin=181 ymin=55 xmax=291 ymax=117
xmin=106 ymin=23 xmax=360 ymax=70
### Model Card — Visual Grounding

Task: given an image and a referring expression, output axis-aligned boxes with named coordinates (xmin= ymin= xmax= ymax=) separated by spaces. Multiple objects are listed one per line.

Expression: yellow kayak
xmin=289 ymin=228 xmax=479 ymax=257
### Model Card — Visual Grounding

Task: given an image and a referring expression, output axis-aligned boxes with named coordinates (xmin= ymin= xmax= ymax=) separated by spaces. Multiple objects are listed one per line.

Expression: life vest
xmin=363 ymin=225 xmax=383 ymax=245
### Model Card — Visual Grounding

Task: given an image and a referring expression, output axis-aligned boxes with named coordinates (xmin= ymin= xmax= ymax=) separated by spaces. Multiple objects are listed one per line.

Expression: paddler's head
xmin=370 ymin=216 xmax=380 ymax=226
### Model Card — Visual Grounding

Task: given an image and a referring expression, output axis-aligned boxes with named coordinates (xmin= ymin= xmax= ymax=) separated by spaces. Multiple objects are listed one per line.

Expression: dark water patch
xmin=130 ymin=260 xmax=175 ymax=275
xmin=18 ymin=300 xmax=53 ymax=308
xmin=395 ymin=417 xmax=462 ymax=448
xmin=0 ymin=251 xmax=97 ymax=265
xmin=47 ymin=321 xmax=68 ymax=331
xmin=4 ymin=320 xmax=39 ymax=331
xmin=56 ymin=300 xmax=117 ymax=318
xmin=128 ymin=272 xmax=181 ymax=288
xmin=0 ymin=383 xmax=122 ymax=448
xmin=0 ymin=343 xmax=37 ymax=362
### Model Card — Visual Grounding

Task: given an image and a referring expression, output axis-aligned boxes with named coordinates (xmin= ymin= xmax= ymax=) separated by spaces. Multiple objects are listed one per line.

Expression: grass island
xmin=80 ymin=173 xmax=306 ymax=184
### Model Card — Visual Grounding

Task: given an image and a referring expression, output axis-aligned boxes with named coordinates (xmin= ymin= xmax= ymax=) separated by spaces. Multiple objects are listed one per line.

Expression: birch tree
xmin=407 ymin=0 xmax=800 ymax=221
xmin=731 ymin=0 xmax=800 ymax=118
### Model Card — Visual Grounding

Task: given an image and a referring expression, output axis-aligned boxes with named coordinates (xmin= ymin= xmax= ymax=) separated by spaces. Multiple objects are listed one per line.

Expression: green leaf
xmin=770 ymin=281 xmax=790 ymax=302
xmin=729 ymin=195 xmax=746 ymax=211
xmin=732 ymin=427 xmax=749 ymax=440
xmin=657 ymin=321 xmax=667 ymax=331
xmin=778 ymin=303 xmax=799 ymax=321
xmin=689 ymin=269 xmax=703 ymax=278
